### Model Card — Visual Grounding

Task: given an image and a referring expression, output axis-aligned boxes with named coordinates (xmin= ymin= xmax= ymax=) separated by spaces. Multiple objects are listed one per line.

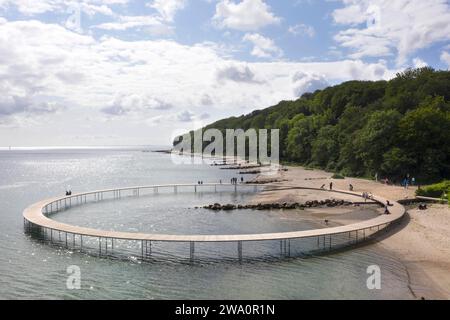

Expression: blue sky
xmin=0 ymin=0 xmax=449 ymax=146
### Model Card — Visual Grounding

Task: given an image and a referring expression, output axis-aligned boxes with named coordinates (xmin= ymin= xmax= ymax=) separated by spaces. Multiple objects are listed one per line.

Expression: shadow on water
xmin=24 ymin=214 xmax=409 ymax=268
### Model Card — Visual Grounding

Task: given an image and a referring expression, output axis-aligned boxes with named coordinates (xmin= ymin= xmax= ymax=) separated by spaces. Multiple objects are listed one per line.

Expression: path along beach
xmin=250 ymin=165 xmax=450 ymax=299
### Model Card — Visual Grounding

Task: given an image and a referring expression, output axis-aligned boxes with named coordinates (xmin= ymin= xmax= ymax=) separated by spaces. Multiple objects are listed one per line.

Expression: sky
xmin=0 ymin=0 xmax=449 ymax=147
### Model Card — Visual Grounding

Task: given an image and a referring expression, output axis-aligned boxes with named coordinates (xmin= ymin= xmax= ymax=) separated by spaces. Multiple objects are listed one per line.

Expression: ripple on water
xmin=0 ymin=150 xmax=413 ymax=299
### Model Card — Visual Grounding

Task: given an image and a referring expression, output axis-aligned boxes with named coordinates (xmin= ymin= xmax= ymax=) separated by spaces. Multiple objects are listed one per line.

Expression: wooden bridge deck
xmin=23 ymin=184 xmax=405 ymax=243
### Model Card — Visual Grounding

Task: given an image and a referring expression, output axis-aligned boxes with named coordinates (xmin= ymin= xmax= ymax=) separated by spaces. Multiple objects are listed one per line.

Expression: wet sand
xmin=250 ymin=165 xmax=450 ymax=300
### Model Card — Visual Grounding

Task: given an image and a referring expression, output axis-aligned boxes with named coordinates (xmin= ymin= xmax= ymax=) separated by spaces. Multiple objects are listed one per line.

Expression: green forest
xmin=175 ymin=68 xmax=450 ymax=184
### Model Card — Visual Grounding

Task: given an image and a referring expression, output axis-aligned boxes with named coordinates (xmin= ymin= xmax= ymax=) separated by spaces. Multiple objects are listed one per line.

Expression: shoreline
xmin=250 ymin=165 xmax=450 ymax=300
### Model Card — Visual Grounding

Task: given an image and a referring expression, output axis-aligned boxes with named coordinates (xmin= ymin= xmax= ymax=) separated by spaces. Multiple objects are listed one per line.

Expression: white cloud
xmin=146 ymin=110 xmax=207 ymax=125
xmin=0 ymin=0 xmax=59 ymax=15
xmin=0 ymin=19 xmax=400 ymax=145
xmin=80 ymin=3 xmax=115 ymax=17
xmin=288 ymin=24 xmax=315 ymax=37
xmin=94 ymin=15 xmax=164 ymax=31
xmin=0 ymin=0 xmax=124 ymax=16
xmin=200 ymin=94 xmax=213 ymax=106
xmin=292 ymin=71 xmax=329 ymax=97
xmin=216 ymin=64 xmax=261 ymax=83
xmin=0 ymin=95 xmax=60 ymax=116
xmin=101 ymin=94 xmax=174 ymax=116
xmin=147 ymin=0 xmax=187 ymax=22
xmin=177 ymin=110 xmax=195 ymax=122
xmin=93 ymin=1 xmax=184 ymax=35
xmin=412 ymin=57 xmax=428 ymax=68
xmin=243 ymin=33 xmax=282 ymax=58
xmin=441 ymin=51 xmax=450 ymax=69
xmin=332 ymin=0 xmax=450 ymax=65
xmin=213 ymin=0 xmax=280 ymax=31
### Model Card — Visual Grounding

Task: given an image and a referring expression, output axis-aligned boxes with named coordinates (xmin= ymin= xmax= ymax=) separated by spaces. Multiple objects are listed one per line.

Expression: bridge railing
xmin=23 ymin=183 xmax=405 ymax=262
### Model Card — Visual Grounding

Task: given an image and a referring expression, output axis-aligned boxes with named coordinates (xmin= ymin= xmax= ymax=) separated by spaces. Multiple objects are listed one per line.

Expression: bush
xmin=332 ymin=173 xmax=345 ymax=179
xmin=416 ymin=180 xmax=450 ymax=198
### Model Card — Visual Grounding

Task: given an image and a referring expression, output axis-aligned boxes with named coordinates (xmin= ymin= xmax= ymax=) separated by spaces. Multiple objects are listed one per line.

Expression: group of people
xmin=65 ymin=190 xmax=72 ymax=196
xmin=362 ymin=191 xmax=373 ymax=201
xmin=231 ymin=177 xmax=244 ymax=184
xmin=200 ymin=178 xmax=244 ymax=185
xmin=401 ymin=174 xmax=416 ymax=189
xmin=320 ymin=182 xmax=333 ymax=190
xmin=382 ymin=174 xmax=416 ymax=189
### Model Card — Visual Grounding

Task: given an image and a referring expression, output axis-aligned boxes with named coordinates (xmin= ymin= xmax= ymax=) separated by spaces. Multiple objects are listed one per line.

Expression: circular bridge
xmin=23 ymin=183 xmax=405 ymax=260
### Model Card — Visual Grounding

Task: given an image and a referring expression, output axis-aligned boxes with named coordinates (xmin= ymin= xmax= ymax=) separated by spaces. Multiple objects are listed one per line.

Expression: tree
xmin=179 ymin=68 xmax=450 ymax=183
xmin=354 ymin=109 xmax=402 ymax=175
xmin=398 ymin=102 xmax=450 ymax=181
xmin=311 ymin=125 xmax=339 ymax=169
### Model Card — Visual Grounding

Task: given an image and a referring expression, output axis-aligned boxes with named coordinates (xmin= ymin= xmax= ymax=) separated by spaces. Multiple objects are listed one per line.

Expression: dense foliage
xmin=176 ymin=68 xmax=450 ymax=183
xmin=416 ymin=180 xmax=450 ymax=198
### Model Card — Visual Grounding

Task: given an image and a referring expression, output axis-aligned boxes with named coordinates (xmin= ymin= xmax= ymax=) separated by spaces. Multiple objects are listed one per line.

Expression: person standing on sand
xmin=329 ymin=182 xmax=333 ymax=190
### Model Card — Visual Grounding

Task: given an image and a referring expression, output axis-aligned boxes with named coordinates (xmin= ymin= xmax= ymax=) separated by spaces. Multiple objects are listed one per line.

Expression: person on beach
xmin=349 ymin=184 xmax=354 ymax=191
xmin=412 ymin=177 xmax=416 ymax=185
xmin=241 ymin=177 xmax=244 ymax=183
xmin=329 ymin=182 xmax=333 ymax=190
xmin=320 ymin=184 xmax=325 ymax=189
xmin=362 ymin=192 xmax=367 ymax=202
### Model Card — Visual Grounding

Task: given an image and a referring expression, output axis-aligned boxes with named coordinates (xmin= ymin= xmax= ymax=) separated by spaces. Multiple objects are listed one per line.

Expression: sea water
xmin=0 ymin=148 xmax=413 ymax=299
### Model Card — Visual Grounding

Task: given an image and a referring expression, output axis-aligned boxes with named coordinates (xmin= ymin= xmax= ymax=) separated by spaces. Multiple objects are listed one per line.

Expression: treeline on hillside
xmin=175 ymin=68 xmax=450 ymax=183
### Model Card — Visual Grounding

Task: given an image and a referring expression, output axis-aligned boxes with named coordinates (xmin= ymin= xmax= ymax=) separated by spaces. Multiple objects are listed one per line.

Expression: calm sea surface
xmin=0 ymin=148 xmax=413 ymax=299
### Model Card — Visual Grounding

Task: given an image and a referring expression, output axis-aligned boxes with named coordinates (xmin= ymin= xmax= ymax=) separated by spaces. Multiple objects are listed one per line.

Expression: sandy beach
xmin=250 ymin=165 xmax=450 ymax=300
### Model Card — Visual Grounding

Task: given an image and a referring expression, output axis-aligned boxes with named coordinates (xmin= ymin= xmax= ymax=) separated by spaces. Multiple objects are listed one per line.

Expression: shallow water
xmin=0 ymin=149 xmax=413 ymax=299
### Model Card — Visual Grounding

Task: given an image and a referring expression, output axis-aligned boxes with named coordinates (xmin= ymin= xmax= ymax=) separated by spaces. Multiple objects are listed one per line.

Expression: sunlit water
xmin=0 ymin=149 xmax=413 ymax=299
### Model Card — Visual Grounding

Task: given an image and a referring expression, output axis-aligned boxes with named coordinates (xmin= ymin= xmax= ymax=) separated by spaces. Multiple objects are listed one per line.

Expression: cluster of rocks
xmin=244 ymin=179 xmax=285 ymax=184
xmin=198 ymin=199 xmax=353 ymax=211
xmin=239 ymin=170 xmax=261 ymax=174
xmin=220 ymin=164 xmax=263 ymax=170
